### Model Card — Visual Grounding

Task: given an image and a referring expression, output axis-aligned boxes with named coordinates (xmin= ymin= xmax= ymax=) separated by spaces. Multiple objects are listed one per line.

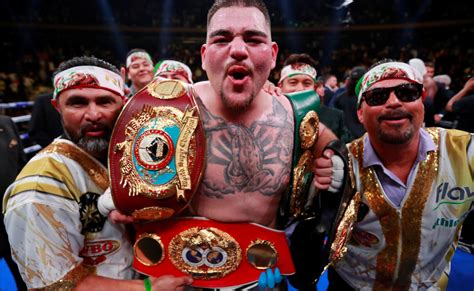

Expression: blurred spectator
xmin=334 ymin=66 xmax=367 ymax=139
xmin=323 ymin=74 xmax=338 ymax=106
xmin=0 ymin=115 xmax=27 ymax=291
xmin=153 ymin=60 xmax=193 ymax=84
xmin=314 ymin=79 xmax=353 ymax=143
xmin=330 ymin=70 xmax=350 ymax=106
xmin=425 ymin=61 xmax=436 ymax=78
xmin=409 ymin=57 xmax=454 ymax=127
xmin=28 ymin=92 xmax=62 ymax=148
xmin=445 ymin=77 xmax=474 ymax=132
xmin=121 ymin=49 xmax=154 ymax=97
xmin=278 ymin=53 xmax=353 ymax=143
xmin=433 ymin=74 xmax=452 ymax=90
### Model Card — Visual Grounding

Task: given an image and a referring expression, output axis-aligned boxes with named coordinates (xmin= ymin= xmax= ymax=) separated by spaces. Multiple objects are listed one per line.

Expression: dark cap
xmin=350 ymin=66 xmax=367 ymax=82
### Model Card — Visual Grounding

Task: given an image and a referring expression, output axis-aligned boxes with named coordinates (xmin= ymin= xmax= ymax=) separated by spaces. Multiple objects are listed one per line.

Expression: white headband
xmin=279 ymin=63 xmax=317 ymax=84
xmin=53 ymin=66 xmax=125 ymax=100
xmin=357 ymin=61 xmax=423 ymax=106
xmin=126 ymin=52 xmax=153 ymax=68
xmin=154 ymin=60 xmax=193 ymax=84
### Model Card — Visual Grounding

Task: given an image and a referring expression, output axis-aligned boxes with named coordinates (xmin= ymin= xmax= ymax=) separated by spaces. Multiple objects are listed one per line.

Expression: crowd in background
xmin=1 ymin=31 xmax=473 ymax=103
xmin=2 ymin=0 xmax=472 ymax=27
xmin=1 ymin=0 xmax=473 ymax=121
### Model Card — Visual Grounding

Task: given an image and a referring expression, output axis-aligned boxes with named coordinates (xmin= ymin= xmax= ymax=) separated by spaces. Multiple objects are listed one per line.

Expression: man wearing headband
xmin=123 ymin=48 xmax=154 ymax=97
xmin=314 ymin=59 xmax=474 ymax=289
xmin=279 ymin=53 xmax=353 ymax=143
xmin=2 ymin=56 xmax=192 ymax=290
xmin=154 ymin=59 xmax=193 ymax=84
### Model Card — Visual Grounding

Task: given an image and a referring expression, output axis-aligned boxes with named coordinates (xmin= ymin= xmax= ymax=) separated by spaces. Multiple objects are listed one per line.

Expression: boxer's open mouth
xmin=227 ymin=66 xmax=250 ymax=81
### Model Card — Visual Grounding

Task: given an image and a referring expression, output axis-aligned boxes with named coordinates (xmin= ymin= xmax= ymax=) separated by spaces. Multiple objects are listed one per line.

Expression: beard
xmin=63 ymin=122 xmax=111 ymax=158
xmin=77 ymin=136 xmax=109 ymax=156
xmin=376 ymin=109 xmax=415 ymax=144
xmin=220 ymin=90 xmax=255 ymax=113
xmin=377 ymin=126 xmax=414 ymax=144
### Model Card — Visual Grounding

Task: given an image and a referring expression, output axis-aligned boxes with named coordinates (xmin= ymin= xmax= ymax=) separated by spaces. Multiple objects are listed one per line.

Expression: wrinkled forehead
xmin=206 ymin=6 xmax=271 ymax=39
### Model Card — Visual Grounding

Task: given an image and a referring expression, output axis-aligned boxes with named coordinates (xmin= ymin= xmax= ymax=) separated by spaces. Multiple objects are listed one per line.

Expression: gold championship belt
xmin=108 ymin=79 xmax=206 ymax=220
xmin=133 ymin=217 xmax=295 ymax=288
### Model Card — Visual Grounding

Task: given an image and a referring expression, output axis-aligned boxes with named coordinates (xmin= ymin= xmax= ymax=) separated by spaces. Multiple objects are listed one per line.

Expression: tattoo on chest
xmin=196 ymin=98 xmax=294 ymax=198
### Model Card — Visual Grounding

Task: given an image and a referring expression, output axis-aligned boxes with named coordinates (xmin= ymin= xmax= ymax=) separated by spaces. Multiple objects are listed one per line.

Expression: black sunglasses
xmin=361 ymin=83 xmax=423 ymax=106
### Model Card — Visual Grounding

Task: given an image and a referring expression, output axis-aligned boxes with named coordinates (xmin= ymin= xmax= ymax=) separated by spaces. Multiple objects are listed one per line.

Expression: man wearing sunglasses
xmin=314 ymin=60 xmax=474 ymax=290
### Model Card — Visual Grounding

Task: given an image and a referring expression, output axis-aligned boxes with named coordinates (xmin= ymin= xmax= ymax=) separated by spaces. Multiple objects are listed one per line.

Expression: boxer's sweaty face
xmin=202 ymin=6 xmax=278 ymax=112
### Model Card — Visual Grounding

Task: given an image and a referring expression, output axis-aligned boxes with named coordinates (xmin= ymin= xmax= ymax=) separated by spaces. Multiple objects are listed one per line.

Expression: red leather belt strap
xmin=134 ymin=217 xmax=295 ymax=289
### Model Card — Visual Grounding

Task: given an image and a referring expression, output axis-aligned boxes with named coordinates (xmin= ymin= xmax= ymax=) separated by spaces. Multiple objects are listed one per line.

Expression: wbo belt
xmin=133 ymin=217 xmax=295 ymax=289
xmin=109 ymin=79 xmax=206 ymax=220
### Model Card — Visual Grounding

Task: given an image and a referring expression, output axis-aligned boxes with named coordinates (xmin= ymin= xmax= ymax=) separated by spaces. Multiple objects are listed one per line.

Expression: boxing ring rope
xmin=2 ymin=101 xmax=42 ymax=154
xmin=0 ymin=101 xmax=34 ymax=109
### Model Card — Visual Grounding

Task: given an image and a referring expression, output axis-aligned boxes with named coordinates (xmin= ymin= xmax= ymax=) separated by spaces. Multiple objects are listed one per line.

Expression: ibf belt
xmin=108 ymin=79 xmax=206 ymax=220
xmin=133 ymin=217 xmax=295 ymax=288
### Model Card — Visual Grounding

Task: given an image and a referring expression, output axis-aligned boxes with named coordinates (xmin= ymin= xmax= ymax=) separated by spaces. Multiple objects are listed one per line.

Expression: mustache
xmin=81 ymin=122 xmax=110 ymax=134
xmin=378 ymin=108 xmax=413 ymax=120
xmin=225 ymin=62 xmax=251 ymax=73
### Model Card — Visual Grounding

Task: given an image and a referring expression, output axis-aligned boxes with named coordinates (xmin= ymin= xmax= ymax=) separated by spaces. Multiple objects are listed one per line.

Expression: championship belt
xmin=288 ymin=140 xmax=360 ymax=289
xmin=279 ymin=89 xmax=320 ymax=225
xmin=322 ymin=140 xmax=360 ymax=264
xmin=108 ymin=79 xmax=206 ymax=220
xmin=133 ymin=217 xmax=295 ymax=288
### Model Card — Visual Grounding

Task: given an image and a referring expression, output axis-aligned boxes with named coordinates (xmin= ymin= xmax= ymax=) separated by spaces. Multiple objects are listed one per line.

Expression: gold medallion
xmin=134 ymin=233 xmax=165 ymax=266
xmin=168 ymin=227 xmax=242 ymax=280
xmin=290 ymin=150 xmax=314 ymax=218
xmin=299 ymin=111 xmax=319 ymax=150
xmin=246 ymin=240 xmax=278 ymax=269
xmin=148 ymin=79 xmax=186 ymax=100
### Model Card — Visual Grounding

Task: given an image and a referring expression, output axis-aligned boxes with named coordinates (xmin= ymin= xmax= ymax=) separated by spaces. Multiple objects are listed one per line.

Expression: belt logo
xmin=183 ymin=246 xmax=228 ymax=268
xmin=169 ymin=227 xmax=242 ymax=280
xmin=135 ymin=129 xmax=174 ymax=171
xmin=115 ymin=105 xmax=198 ymax=201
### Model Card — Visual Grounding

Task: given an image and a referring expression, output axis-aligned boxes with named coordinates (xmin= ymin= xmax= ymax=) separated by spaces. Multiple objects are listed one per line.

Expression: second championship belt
xmin=108 ymin=79 xmax=206 ymax=220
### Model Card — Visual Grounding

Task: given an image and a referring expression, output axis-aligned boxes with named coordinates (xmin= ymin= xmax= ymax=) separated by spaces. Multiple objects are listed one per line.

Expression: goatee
xmin=63 ymin=125 xmax=111 ymax=158
xmin=221 ymin=90 xmax=254 ymax=113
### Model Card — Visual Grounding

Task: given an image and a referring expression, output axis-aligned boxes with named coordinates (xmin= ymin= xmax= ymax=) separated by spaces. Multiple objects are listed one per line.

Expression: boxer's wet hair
xmin=207 ymin=0 xmax=271 ymax=27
